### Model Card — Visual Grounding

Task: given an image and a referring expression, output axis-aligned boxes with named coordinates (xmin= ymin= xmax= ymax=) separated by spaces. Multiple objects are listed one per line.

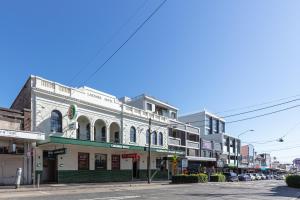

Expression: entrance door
xmin=132 ymin=159 xmax=139 ymax=179
xmin=42 ymin=151 xmax=57 ymax=183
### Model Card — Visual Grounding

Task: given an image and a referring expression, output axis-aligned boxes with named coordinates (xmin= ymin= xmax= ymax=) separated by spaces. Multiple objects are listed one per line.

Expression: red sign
xmin=122 ymin=153 xmax=140 ymax=159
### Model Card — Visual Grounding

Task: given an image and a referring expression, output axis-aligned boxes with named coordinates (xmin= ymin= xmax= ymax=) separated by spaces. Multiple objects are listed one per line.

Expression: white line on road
xmin=80 ymin=195 xmax=141 ymax=200
xmin=291 ymin=192 xmax=300 ymax=200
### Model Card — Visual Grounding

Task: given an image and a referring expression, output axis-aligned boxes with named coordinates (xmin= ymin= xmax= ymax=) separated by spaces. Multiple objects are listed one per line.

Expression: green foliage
xmin=210 ymin=173 xmax=226 ymax=182
xmin=286 ymin=175 xmax=300 ymax=188
xmin=197 ymin=173 xmax=208 ymax=183
xmin=171 ymin=173 xmax=208 ymax=184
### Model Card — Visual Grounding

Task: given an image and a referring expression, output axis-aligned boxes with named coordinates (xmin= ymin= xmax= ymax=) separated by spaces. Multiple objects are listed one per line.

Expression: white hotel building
xmin=11 ymin=75 xmax=182 ymax=183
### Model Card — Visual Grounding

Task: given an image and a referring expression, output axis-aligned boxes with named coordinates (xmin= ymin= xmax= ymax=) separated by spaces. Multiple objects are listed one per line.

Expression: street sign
xmin=181 ymin=159 xmax=188 ymax=168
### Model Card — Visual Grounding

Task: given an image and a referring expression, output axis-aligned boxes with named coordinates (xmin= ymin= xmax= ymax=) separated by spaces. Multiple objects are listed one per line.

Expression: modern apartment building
xmin=11 ymin=76 xmax=177 ymax=183
xmin=179 ymin=111 xmax=241 ymax=170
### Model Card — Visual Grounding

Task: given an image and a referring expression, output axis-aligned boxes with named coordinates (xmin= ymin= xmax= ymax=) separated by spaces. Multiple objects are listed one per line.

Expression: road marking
xmin=80 ymin=195 xmax=140 ymax=200
xmin=291 ymin=192 xmax=300 ymax=200
xmin=38 ymin=191 xmax=51 ymax=195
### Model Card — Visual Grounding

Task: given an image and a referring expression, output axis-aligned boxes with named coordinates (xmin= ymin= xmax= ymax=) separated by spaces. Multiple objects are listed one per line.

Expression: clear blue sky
xmin=1 ymin=0 xmax=300 ymax=163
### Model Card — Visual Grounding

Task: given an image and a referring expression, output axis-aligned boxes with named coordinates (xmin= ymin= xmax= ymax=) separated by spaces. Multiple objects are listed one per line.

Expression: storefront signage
xmin=111 ymin=144 xmax=130 ymax=149
xmin=48 ymin=148 xmax=66 ymax=156
xmin=68 ymin=104 xmax=78 ymax=120
xmin=122 ymin=153 xmax=140 ymax=159
xmin=0 ymin=129 xmax=45 ymax=141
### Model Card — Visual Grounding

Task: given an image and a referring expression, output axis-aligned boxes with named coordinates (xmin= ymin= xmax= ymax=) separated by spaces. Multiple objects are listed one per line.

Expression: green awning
xmin=38 ymin=136 xmax=184 ymax=155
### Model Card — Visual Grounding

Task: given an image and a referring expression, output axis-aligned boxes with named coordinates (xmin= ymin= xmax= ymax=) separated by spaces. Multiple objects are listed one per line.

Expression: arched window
xmin=50 ymin=110 xmax=62 ymax=133
xmin=130 ymin=126 xmax=136 ymax=143
xmin=101 ymin=126 xmax=106 ymax=142
xmin=146 ymin=130 xmax=150 ymax=144
xmin=152 ymin=131 xmax=157 ymax=145
xmin=159 ymin=132 xmax=163 ymax=146
xmin=86 ymin=123 xmax=90 ymax=140
xmin=77 ymin=124 xmax=80 ymax=139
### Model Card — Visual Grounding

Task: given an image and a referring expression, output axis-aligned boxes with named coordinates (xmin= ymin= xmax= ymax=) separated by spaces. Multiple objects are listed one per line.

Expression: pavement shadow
xmin=269 ymin=185 xmax=300 ymax=198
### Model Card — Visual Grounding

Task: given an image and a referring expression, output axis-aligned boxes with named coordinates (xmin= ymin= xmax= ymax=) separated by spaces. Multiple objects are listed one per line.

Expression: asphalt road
xmin=2 ymin=180 xmax=300 ymax=200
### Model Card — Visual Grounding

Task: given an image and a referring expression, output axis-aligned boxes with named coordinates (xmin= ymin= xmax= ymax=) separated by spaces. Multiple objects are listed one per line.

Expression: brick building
xmin=0 ymin=107 xmax=44 ymax=185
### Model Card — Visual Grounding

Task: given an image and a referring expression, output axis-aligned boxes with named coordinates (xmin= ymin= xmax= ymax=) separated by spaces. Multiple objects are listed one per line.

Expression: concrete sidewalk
xmin=0 ymin=180 xmax=170 ymax=193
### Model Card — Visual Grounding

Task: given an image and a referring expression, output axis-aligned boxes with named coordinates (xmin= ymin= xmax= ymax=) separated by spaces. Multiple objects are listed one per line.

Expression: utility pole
xmin=147 ymin=118 xmax=152 ymax=184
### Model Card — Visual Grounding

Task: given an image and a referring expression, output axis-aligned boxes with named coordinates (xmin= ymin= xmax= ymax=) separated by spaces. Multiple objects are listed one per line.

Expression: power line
xmin=281 ymin=121 xmax=300 ymax=139
xmin=215 ymin=93 xmax=300 ymax=115
xmin=68 ymin=0 xmax=149 ymax=86
xmin=226 ymin=104 xmax=300 ymax=124
xmin=81 ymin=0 xmax=168 ymax=86
xmin=222 ymin=98 xmax=300 ymax=118
xmin=183 ymin=104 xmax=300 ymax=125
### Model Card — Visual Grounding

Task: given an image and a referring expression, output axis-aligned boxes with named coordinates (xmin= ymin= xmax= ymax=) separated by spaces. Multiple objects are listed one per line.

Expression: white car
xmin=254 ymin=173 xmax=262 ymax=180
xmin=276 ymin=174 xmax=286 ymax=180
xmin=260 ymin=174 xmax=267 ymax=180
xmin=246 ymin=173 xmax=256 ymax=181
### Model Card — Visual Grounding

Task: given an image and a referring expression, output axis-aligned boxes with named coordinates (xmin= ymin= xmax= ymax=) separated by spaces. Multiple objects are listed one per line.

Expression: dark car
xmin=238 ymin=174 xmax=251 ymax=181
xmin=224 ymin=172 xmax=239 ymax=182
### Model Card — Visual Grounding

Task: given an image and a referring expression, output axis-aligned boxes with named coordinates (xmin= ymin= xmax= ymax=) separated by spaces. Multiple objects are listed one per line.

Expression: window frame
xmin=130 ymin=126 xmax=137 ymax=143
xmin=78 ymin=152 xmax=89 ymax=170
xmin=50 ymin=110 xmax=62 ymax=133
xmin=158 ymin=132 xmax=163 ymax=146
xmin=95 ymin=153 xmax=107 ymax=170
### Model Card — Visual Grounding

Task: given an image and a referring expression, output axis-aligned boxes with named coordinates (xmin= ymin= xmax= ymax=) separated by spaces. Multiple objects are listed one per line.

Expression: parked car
xmin=246 ymin=173 xmax=256 ymax=181
xmin=224 ymin=172 xmax=239 ymax=182
xmin=266 ymin=174 xmax=273 ymax=180
xmin=276 ymin=174 xmax=286 ymax=180
xmin=238 ymin=174 xmax=251 ymax=181
xmin=260 ymin=174 xmax=267 ymax=180
xmin=253 ymin=173 xmax=262 ymax=180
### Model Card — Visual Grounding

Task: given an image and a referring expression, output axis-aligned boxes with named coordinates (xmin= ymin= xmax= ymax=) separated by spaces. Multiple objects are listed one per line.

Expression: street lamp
xmin=236 ymin=129 xmax=255 ymax=173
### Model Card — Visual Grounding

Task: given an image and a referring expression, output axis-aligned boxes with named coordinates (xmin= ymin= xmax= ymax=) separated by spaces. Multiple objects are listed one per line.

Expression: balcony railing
xmin=168 ymin=137 xmax=181 ymax=146
xmin=123 ymin=104 xmax=168 ymax=123
xmin=187 ymin=140 xmax=200 ymax=149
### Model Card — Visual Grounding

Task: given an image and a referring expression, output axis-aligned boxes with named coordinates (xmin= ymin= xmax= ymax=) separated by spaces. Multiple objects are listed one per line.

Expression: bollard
xmin=37 ymin=173 xmax=40 ymax=189
xmin=15 ymin=168 xmax=22 ymax=189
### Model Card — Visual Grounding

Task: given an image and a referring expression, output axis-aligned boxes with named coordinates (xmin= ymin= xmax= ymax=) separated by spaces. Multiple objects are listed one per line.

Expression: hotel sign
xmin=68 ymin=104 xmax=78 ymax=120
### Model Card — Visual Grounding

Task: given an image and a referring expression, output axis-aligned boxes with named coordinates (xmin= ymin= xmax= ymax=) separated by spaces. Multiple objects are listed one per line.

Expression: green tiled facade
xmin=57 ymin=170 xmax=133 ymax=183
xmin=138 ymin=170 xmax=168 ymax=180
xmin=36 ymin=169 xmax=169 ymax=183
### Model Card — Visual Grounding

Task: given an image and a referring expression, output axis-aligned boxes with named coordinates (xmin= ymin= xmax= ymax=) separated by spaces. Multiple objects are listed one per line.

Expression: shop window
xmin=156 ymin=159 xmax=166 ymax=171
xmin=95 ymin=154 xmax=107 ymax=170
xmin=50 ymin=110 xmax=62 ymax=133
xmin=111 ymin=155 xmax=120 ymax=170
xmin=78 ymin=152 xmax=89 ymax=170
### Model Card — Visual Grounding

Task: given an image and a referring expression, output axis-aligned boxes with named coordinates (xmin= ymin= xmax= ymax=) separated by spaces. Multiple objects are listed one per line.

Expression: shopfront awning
xmin=39 ymin=136 xmax=184 ymax=155
xmin=0 ymin=129 xmax=45 ymax=141
xmin=186 ymin=156 xmax=216 ymax=162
